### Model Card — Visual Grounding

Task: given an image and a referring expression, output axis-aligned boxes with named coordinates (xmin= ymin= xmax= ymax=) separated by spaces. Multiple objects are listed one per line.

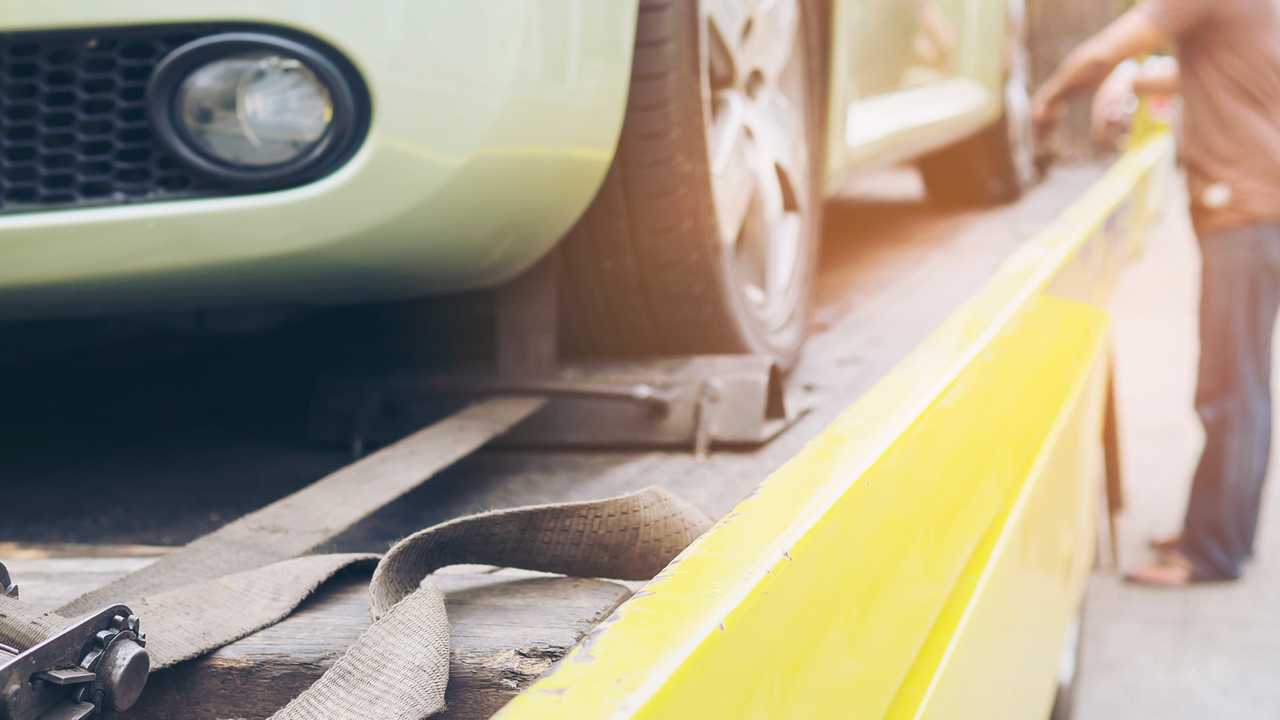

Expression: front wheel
xmin=560 ymin=0 xmax=825 ymax=367
xmin=918 ymin=9 xmax=1036 ymax=205
xmin=1049 ymin=609 xmax=1086 ymax=720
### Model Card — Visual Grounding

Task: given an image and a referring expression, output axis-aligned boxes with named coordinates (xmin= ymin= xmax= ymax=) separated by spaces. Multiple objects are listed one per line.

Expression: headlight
xmin=148 ymin=32 xmax=368 ymax=187
xmin=178 ymin=54 xmax=334 ymax=167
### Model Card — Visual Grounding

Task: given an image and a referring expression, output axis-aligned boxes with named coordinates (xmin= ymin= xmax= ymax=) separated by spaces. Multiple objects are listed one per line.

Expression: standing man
xmin=1034 ymin=0 xmax=1280 ymax=585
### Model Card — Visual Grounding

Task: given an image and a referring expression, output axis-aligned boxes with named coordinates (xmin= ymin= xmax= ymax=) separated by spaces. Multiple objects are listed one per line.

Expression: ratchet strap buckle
xmin=0 ymin=593 xmax=150 ymax=720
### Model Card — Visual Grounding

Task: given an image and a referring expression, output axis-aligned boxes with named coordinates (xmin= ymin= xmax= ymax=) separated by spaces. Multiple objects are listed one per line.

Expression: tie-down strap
xmin=1 ymin=486 xmax=710 ymax=719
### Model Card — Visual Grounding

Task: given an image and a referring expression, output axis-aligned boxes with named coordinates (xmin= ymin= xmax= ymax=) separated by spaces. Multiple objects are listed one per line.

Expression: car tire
xmin=917 ymin=6 xmax=1036 ymax=206
xmin=1049 ymin=607 xmax=1086 ymax=720
xmin=559 ymin=0 xmax=826 ymax=367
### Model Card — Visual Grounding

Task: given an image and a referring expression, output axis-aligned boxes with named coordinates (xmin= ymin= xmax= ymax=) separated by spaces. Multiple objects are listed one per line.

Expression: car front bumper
xmin=0 ymin=1 xmax=635 ymax=319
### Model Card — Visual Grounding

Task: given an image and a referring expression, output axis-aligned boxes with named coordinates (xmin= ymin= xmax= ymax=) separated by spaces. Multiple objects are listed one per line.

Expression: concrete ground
xmin=1077 ymin=185 xmax=1280 ymax=718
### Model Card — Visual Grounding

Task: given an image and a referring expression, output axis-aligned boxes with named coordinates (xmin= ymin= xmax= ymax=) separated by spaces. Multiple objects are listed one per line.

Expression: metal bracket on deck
xmin=314 ymin=355 xmax=807 ymax=457
xmin=495 ymin=355 xmax=796 ymax=453
xmin=312 ymin=254 xmax=807 ymax=456
xmin=0 ymin=596 xmax=150 ymax=720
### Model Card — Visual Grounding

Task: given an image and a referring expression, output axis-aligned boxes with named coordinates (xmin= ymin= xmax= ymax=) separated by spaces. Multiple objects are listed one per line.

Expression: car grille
xmin=0 ymin=27 xmax=226 ymax=214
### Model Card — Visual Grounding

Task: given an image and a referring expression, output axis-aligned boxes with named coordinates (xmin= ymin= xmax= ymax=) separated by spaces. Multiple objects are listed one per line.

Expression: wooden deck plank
xmin=9 ymin=558 xmax=630 ymax=720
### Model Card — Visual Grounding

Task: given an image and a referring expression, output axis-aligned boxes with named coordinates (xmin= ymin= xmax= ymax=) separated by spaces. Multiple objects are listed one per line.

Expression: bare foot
xmin=1124 ymin=551 xmax=1193 ymax=587
xmin=1148 ymin=533 xmax=1182 ymax=553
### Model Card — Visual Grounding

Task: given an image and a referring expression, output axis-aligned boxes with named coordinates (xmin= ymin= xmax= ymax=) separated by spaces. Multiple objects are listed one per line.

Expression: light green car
xmin=0 ymin=1 xmax=1032 ymax=363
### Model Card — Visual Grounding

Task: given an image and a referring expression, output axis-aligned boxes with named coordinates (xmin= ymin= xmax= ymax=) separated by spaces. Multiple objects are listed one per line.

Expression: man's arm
xmin=1090 ymin=57 xmax=1180 ymax=148
xmin=1133 ymin=57 xmax=1180 ymax=96
xmin=1032 ymin=7 xmax=1171 ymax=132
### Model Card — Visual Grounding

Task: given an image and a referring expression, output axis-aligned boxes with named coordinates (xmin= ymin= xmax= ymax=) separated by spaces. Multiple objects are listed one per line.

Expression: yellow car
xmin=0 ymin=1 xmax=1032 ymax=363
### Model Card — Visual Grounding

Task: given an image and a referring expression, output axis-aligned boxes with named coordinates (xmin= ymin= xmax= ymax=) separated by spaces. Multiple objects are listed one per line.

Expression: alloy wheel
xmin=700 ymin=0 xmax=812 ymax=351
xmin=1005 ymin=0 xmax=1037 ymax=188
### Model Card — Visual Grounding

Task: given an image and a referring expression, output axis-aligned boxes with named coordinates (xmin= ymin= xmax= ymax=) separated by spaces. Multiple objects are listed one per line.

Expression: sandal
xmin=1124 ymin=551 xmax=1194 ymax=587
xmin=1125 ymin=549 xmax=1240 ymax=586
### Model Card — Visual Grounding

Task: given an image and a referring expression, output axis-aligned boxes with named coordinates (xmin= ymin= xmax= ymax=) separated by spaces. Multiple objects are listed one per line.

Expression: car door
xmin=824 ymin=0 xmax=1009 ymax=192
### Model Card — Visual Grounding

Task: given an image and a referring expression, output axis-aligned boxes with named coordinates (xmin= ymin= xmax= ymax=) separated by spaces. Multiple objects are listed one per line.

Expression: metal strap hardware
xmin=0 ymin=400 xmax=708 ymax=719
xmin=0 ymin=600 xmax=149 ymax=720
xmin=0 ymin=561 xmax=17 ymax=599
xmin=315 ymin=355 xmax=805 ymax=458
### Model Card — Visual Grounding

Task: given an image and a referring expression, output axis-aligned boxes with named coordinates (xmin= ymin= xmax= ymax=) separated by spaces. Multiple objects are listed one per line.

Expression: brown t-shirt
xmin=1141 ymin=0 xmax=1280 ymax=235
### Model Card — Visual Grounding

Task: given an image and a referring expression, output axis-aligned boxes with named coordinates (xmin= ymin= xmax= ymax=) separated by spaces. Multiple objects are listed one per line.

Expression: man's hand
xmin=1032 ymin=85 xmax=1065 ymax=140
xmin=1091 ymin=61 xmax=1140 ymax=149
xmin=1031 ymin=7 xmax=1169 ymax=139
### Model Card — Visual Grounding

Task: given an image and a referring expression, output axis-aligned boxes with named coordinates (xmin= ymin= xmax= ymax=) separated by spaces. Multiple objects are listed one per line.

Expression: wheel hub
xmin=1005 ymin=1 xmax=1036 ymax=187
xmin=701 ymin=0 xmax=809 ymax=340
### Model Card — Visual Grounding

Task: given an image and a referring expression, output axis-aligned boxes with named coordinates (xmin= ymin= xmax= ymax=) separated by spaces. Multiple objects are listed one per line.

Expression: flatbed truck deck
xmin=1 ymin=133 xmax=1173 ymax=719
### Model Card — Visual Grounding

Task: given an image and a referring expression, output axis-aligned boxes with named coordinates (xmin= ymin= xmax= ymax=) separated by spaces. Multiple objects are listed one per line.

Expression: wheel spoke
xmin=745 ymin=107 xmax=800 ymax=306
xmin=706 ymin=1 xmax=755 ymax=87
xmin=738 ymin=0 xmax=798 ymax=84
xmin=709 ymin=91 xmax=757 ymax=245
xmin=746 ymin=87 xmax=803 ymax=188
xmin=765 ymin=212 xmax=802 ymax=303
xmin=707 ymin=0 xmax=797 ymax=88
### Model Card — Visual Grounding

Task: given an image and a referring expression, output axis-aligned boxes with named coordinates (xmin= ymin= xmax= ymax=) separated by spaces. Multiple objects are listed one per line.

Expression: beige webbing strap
xmin=124 ymin=554 xmax=378 ymax=669
xmin=275 ymin=488 xmax=710 ymax=719
xmin=0 ymin=446 xmax=710 ymax=719
xmin=0 ymin=556 xmax=381 ymax=670
xmin=0 ymin=597 xmax=64 ymax=651
xmin=63 ymin=397 xmax=545 ymax=617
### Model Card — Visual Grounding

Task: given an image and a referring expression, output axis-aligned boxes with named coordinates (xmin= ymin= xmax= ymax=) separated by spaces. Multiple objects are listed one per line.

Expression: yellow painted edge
xmin=499 ymin=133 xmax=1174 ymax=719
xmin=887 ymin=316 xmax=1109 ymax=719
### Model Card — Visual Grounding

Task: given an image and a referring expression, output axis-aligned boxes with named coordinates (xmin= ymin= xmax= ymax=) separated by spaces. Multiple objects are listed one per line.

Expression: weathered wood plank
xmin=9 ymin=558 xmax=630 ymax=720
xmin=0 ymin=542 xmax=168 ymax=559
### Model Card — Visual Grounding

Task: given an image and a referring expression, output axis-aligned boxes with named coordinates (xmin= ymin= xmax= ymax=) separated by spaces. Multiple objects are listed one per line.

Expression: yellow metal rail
xmin=500 ymin=133 xmax=1175 ymax=719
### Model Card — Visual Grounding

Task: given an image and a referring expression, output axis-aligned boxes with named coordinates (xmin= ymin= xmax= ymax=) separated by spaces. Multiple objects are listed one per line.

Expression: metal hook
xmin=0 ymin=561 xmax=17 ymax=599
